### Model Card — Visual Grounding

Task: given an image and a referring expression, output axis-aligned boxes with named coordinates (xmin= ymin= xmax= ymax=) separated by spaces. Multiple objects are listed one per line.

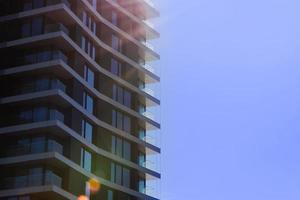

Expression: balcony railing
xmin=11 ymin=77 xmax=67 ymax=98
xmin=141 ymin=87 xmax=155 ymax=97
xmin=141 ymin=111 xmax=155 ymax=121
xmin=0 ymin=171 xmax=62 ymax=190
xmin=143 ymin=0 xmax=155 ymax=8
xmin=49 ymin=109 xmax=65 ymax=122
xmin=4 ymin=139 xmax=63 ymax=157
xmin=143 ymin=20 xmax=154 ymax=29
xmin=141 ymin=41 xmax=154 ymax=51
xmin=45 ymin=23 xmax=70 ymax=36
xmin=141 ymin=63 xmax=155 ymax=73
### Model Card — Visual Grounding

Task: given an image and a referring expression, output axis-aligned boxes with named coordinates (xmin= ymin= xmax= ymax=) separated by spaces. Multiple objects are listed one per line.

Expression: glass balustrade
xmin=0 ymin=171 xmax=62 ymax=190
xmin=45 ymin=23 xmax=69 ymax=36
xmin=138 ymin=178 xmax=160 ymax=199
xmin=141 ymin=41 xmax=154 ymax=51
xmin=142 ymin=63 xmax=155 ymax=73
xmin=143 ymin=20 xmax=154 ymax=29
xmin=4 ymin=139 xmax=63 ymax=157
xmin=139 ymin=129 xmax=160 ymax=147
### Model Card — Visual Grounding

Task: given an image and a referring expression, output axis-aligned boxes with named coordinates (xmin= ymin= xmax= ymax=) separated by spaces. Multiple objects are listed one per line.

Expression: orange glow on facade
xmin=77 ymin=195 xmax=89 ymax=200
xmin=88 ymin=178 xmax=101 ymax=193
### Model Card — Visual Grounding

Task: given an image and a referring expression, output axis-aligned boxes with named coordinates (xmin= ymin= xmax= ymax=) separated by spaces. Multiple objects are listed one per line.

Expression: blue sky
xmin=158 ymin=0 xmax=300 ymax=199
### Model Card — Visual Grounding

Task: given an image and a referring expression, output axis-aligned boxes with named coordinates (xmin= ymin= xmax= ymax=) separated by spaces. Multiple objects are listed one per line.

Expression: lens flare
xmin=88 ymin=178 xmax=101 ymax=193
xmin=77 ymin=195 xmax=88 ymax=200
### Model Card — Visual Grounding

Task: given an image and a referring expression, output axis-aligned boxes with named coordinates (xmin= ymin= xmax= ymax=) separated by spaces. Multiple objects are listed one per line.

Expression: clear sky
xmin=158 ymin=0 xmax=300 ymax=199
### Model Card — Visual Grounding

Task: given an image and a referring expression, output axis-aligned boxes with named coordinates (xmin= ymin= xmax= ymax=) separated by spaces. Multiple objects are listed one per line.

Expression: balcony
xmin=140 ymin=110 xmax=155 ymax=121
xmin=141 ymin=87 xmax=155 ymax=97
xmin=143 ymin=20 xmax=154 ymax=29
xmin=5 ymin=77 xmax=67 ymax=98
xmin=45 ymin=23 xmax=69 ymax=36
xmin=138 ymin=178 xmax=159 ymax=199
xmin=0 ymin=170 xmax=62 ymax=190
xmin=3 ymin=139 xmax=63 ymax=158
xmin=143 ymin=0 xmax=155 ymax=8
xmin=141 ymin=40 xmax=154 ymax=51
xmin=141 ymin=63 xmax=155 ymax=73
xmin=16 ymin=107 xmax=65 ymax=125
xmin=139 ymin=100 xmax=157 ymax=122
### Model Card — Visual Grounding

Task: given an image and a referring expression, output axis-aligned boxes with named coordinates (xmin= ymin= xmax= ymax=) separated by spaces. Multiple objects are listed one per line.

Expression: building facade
xmin=0 ymin=0 xmax=160 ymax=199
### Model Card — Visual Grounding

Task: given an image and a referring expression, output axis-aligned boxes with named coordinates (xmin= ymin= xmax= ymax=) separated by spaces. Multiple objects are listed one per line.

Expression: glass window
xmin=139 ymin=128 xmax=146 ymax=140
xmin=112 ymin=34 xmax=120 ymax=51
xmin=82 ymin=120 xmax=93 ymax=143
xmin=92 ymin=0 xmax=97 ymax=9
xmin=112 ymin=110 xmax=116 ymax=127
xmin=31 ymin=137 xmax=45 ymax=153
xmin=87 ymin=94 xmax=94 ymax=114
xmin=84 ymin=65 xmax=95 ymax=87
xmin=47 ymin=139 xmax=63 ymax=154
xmin=123 ymin=115 xmax=131 ymax=133
xmin=20 ymin=109 xmax=33 ymax=122
xmin=88 ymin=16 xmax=92 ymax=29
xmin=87 ymin=66 xmax=95 ymax=87
xmin=111 ymin=135 xmax=116 ymax=154
xmin=116 ymin=137 xmax=122 ymax=157
xmin=81 ymin=148 xmax=92 ymax=172
xmin=51 ymin=79 xmax=66 ymax=92
xmin=122 ymin=168 xmax=130 ymax=187
xmin=117 ymin=86 xmax=123 ymax=104
xmin=49 ymin=109 xmax=64 ymax=122
xmin=112 ymin=35 xmax=117 ymax=50
xmin=32 ymin=17 xmax=43 ymax=36
xmin=112 ymin=84 xmax=131 ymax=107
xmin=123 ymin=140 xmax=131 ymax=160
xmin=107 ymin=190 xmax=113 ymax=200
xmin=45 ymin=170 xmax=62 ymax=187
xmin=92 ymin=21 xmax=96 ymax=34
xmin=33 ymin=107 xmax=48 ymax=122
xmin=81 ymin=36 xmax=86 ymax=50
xmin=28 ymin=168 xmax=43 ymax=186
xmin=138 ymin=152 xmax=145 ymax=167
xmin=14 ymin=175 xmax=27 ymax=188
xmin=139 ymin=179 xmax=145 ymax=193
xmin=82 ymin=11 xmax=87 ymax=25
xmin=86 ymin=41 xmax=91 ymax=55
xmin=21 ymin=21 xmax=31 ymax=37
xmin=91 ymin=46 xmax=95 ymax=60
xmin=116 ymin=112 xmax=123 ymax=130
xmin=112 ymin=84 xmax=117 ymax=101
xmin=111 ymin=58 xmax=121 ymax=76
xmin=112 ymin=11 xmax=118 ymax=26
xmin=88 ymin=0 xmax=97 ymax=9
xmin=21 ymin=79 xmax=34 ymax=93
xmin=18 ymin=138 xmax=30 ymax=154
xmin=83 ymin=92 xmax=94 ymax=114
xmin=84 ymin=39 xmax=90 ymax=54
xmin=110 ymin=163 xmax=115 ymax=182
xmin=37 ymin=50 xmax=51 ymax=62
xmin=115 ymin=164 xmax=122 ymax=185
xmin=36 ymin=78 xmax=49 ymax=91
xmin=124 ymin=90 xmax=131 ymax=108
xmin=24 ymin=53 xmax=35 ymax=64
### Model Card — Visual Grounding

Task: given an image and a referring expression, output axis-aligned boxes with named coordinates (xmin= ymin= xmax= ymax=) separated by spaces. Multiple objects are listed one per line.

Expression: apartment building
xmin=0 ymin=0 xmax=160 ymax=199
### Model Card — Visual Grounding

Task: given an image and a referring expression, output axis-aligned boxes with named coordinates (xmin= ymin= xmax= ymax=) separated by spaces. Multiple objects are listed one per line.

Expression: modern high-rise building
xmin=0 ymin=0 xmax=160 ymax=199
